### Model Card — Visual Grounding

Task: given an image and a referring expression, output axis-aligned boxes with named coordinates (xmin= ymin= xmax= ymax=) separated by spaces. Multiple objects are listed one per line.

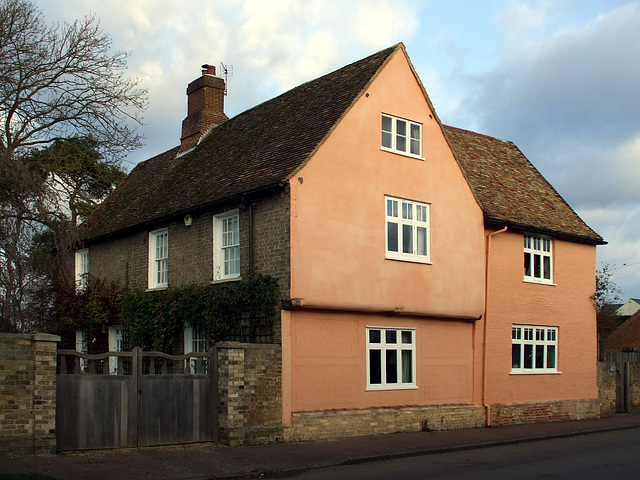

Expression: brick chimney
xmin=179 ymin=64 xmax=228 ymax=154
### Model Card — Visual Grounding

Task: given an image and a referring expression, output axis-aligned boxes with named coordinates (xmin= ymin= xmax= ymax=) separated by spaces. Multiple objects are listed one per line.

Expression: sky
xmin=34 ymin=0 xmax=640 ymax=300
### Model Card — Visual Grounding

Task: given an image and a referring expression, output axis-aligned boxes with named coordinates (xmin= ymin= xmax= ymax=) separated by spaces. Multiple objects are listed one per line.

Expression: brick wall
xmin=288 ymin=405 xmax=485 ymax=442
xmin=597 ymin=361 xmax=616 ymax=415
xmin=489 ymin=399 xmax=599 ymax=426
xmin=630 ymin=363 xmax=640 ymax=412
xmin=87 ymin=210 xmax=216 ymax=291
xmin=251 ymin=186 xmax=291 ymax=301
xmin=596 ymin=360 xmax=640 ymax=414
xmin=216 ymin=342 xmax=283 ymax=446
xmin=0 ymin=333 xmax=59 ymax=456
xmin=85 ymin=188 xmax=290 ymax=345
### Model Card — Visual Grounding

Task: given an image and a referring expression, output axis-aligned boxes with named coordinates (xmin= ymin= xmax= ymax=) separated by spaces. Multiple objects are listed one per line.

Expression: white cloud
xmin=462 ymin=2 xmax=640 ymax=213
xmin=496 ymin=0 xmax=547 ymax=35
xmin=34 ymin=0 xmax=420 ymax=164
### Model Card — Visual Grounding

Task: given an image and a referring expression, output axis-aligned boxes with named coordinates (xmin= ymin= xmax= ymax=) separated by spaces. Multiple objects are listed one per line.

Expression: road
xmin=281 ymin=427 xmax=640 ymax=479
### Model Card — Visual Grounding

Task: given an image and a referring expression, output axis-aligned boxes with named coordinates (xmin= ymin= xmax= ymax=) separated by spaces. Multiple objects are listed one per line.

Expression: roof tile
xmin=443 ymin=126 xmax=603 ymax=243
xmin=81 ymin=45 xmax=603 ymax=246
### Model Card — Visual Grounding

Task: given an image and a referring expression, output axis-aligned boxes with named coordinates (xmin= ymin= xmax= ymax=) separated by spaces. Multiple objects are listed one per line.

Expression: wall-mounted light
xmin=184 ymin=214 xmax=193 ymax=227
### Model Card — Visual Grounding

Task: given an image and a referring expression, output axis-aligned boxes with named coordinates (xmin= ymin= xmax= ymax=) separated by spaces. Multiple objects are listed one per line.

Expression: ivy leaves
xmin=59 ymin=275 xmax=279 ymax=352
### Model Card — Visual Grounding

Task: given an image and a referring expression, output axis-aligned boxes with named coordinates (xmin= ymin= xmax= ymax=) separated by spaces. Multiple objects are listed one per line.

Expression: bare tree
xmin=593 ymin=262 xmax=623 ymax=348
xmin=0 ymin=0 xmax=147 ymax=331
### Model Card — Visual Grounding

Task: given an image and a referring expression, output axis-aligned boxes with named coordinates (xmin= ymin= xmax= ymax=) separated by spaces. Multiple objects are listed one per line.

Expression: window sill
xmin=366 ymin=385 xmax=419 ymax=391
xmin=211 ymin=276 xmax=242 ymax=285
xmin=510 ymin=371 xmax=562 ymax=375
xmin=523 ymin=278 xmax=556 ymax=286
xmin=146 ymin=286 xmax=168 ymax=292
xmin=385 ymin=255 xmax=432 ymax=265
xmin=380 ymin=147 xmax=424 ymax=161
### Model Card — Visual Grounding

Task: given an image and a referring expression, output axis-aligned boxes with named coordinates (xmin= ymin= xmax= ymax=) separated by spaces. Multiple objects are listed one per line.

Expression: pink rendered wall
xmin=288 ymin=49 xmax=486 ymax=319
xmin=282 ymin=310 xmax=475 ymax=416
xmin=477 ymin=230 xmax=598 ymax=405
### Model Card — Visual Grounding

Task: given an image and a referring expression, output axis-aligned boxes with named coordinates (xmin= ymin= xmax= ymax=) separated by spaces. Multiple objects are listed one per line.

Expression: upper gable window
xmin=385 ymin=196 xmax=430 ymax=264
xmin=524 ymin=234 xmax=553 ymax=285
xmin=381 ymin=114 xmax=422 ymax=158
xmin=213 ymin=210 xmax=240 ymax=281
xmin=148 ymin=229 xmax=168 ymax=289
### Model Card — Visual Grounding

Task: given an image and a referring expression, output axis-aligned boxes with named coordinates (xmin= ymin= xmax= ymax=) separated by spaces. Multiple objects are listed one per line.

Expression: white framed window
xmin=184 ymin=325 xmax=208 ymax=354
xmin=75 ymin=249 xmax=89 ymax=292
xmin=108 ymin=325 xmax=124 ymax=375
xmin=524 ymin=234 xmax=553 ymax=284
xmin=148 ymin=229 xmax=168 ymax=289
xmin=184 ymin=324 xmax=209 ymax=373
xmin=511 ymin=325 xmax=558 ymax=374
xmin=381 ymin=114 xmax=422 ymax=158
xmin=367 ymin=326 xmax=417 ymax=390
xmin=75 ymin=329 xmax=88 ymax=371
xmin=385 ymin=196 xmax=430 ymax=263
xmin=213 ymin=210 xmax=240 ymax=280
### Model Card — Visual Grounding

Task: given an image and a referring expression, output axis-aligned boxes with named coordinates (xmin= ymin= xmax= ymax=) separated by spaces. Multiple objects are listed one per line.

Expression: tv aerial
xmin=220 ymin=63 xmax=233 ymax=96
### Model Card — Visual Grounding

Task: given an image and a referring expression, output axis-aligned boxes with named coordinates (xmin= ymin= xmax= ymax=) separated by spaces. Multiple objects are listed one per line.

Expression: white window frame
xmin=184 ymin=324 xmax=208 ymax=355
xmin=381 ymin=114 xmax=422 ymax=158
xmin=524 ymin=234 xmax=553 ymax=284
xmin=75 ymin=329 xmax=88 ymax=371
xmin=366 ymin=326 xmax=417 ymax=390
xmin=511 ymin=325 xmax=559 ymax=374
xmin=385 ymin=196 xmax=430 ymax=264
xmin=148 ymin=229 xmax=168 ymax=289
xmin=213 ymin=210 xmax=240 ymax=281
xmin=184 ymin=324 xmax=209 ymax=373
xmin=75 ymin=249 xmax=89 ymax=292
xmin=108 ymin=325 xmax=124 ymax=375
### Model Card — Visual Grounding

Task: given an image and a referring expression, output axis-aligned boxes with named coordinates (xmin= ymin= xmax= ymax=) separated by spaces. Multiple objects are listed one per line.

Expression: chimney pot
xmin=201 ymin=64 xmax=216 ymax=76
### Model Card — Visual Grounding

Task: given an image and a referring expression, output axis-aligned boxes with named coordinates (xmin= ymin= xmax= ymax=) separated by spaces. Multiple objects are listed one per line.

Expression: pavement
xmin=2 ymin=414 xmax=640 ymax=480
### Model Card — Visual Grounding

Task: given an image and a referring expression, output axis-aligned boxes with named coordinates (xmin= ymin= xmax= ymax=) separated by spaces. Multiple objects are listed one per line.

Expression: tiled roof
xmin=443 ymin=126 xmax=604 ymax=244
xmin=602 ymin=311 xmax=640 ymax=352
xmin=80 ymin=45 xmax=603 ymax=246
xmin=80 ymin=44 xmax=399 ymax=241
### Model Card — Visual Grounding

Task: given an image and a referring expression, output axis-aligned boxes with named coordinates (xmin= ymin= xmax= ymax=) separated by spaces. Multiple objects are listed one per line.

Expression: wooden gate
xmin=56 ymin=347 xmax=217 ymax=451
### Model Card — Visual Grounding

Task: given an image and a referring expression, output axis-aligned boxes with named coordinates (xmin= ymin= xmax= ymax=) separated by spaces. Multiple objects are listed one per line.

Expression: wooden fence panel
xmin=56 ymin=350 xmax=138 ymax=450
xmin=138 ymin=375 xmax=214 ymax=446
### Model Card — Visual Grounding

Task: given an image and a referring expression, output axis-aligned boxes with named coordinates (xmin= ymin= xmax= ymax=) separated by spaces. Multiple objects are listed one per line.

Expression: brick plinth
xmin=489 ymin=398 xmax=599 ymax=426
xmin=0 ymin=333 xmax=60 ymax=456
xmin=289 ymin=404 xmax=485 ymax=442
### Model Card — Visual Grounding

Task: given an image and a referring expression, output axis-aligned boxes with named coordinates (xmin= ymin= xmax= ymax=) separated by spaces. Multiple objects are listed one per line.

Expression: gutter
xmin=484 ymin=218 xmax=606 ymax=246
xmin=482 ymin=226 xmax=508 ymax=427
xmin=81 ymin=182 xmax=286 ymax=245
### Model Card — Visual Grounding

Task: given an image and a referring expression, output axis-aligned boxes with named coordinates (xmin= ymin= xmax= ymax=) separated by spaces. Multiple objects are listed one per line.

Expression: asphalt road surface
xmin=282 ymin=427 xmax=640 ymax=479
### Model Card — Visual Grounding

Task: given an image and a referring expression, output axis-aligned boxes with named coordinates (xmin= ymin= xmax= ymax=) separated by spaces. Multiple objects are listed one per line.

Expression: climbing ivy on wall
xmin=57 ymin=275 xmax=279 ymax=352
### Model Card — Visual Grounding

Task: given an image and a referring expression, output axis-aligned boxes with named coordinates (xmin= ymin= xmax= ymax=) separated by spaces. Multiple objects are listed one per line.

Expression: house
xmin=615 ymin=298 xmax=640 ymax=317
xmin=602 ymin=310 xmax=640 ymax=352
xmin=74 ymin=43 xmax=605 ymax=440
